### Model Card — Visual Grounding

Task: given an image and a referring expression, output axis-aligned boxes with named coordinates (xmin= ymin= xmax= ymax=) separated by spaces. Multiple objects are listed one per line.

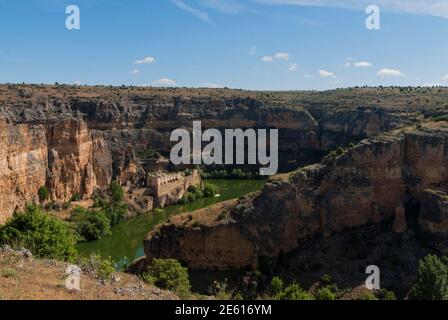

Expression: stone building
xmin=148 ymin=170 xmax=201 ymax=207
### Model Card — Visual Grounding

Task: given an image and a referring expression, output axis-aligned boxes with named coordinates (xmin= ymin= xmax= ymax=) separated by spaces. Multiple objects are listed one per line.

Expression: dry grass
xmin=0 ymin=251 xmax=178 ymax=300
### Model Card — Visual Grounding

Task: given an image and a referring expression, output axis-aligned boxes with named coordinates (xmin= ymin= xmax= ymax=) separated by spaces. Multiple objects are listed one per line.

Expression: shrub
xmin=210 ymin=280 xmax=232 ymax=300
xmin=315 ymin=287 xmax=337 ymax=300
xmin=410 ymin=254 xmax=448 ymax=300
xmin=275 ymin=282 xmax=314 ymax=300
xmin=320 ymin=273 xmax=333 ymax=285
xmin=71 ymin=193 xmax=82 ymax=202
xmin=38 ymin=186 xmax=49 ymax=203
xmin=102 ymin=201 xmax=127 ymax=226
xmin=142 ymin=259 xmax=191 ymax=297
xmin=377 ymin=289 xmax=397 ymax=300
xmin=78 ymin=254 xmax=115 ymax=280
xmin=358 ymin=291 xmax=378 ymax=300
xmin=270 ymin=276 xmax=284 ymax=295
xmin=203 ymin=183 xmax=219 ymax=197
xmin=70 ymin=207 xmax=112 ymax=242
xmin=0 ymin=204 xmax=77 ymax=262
xmin=110 ymin=181 xmax=124 ymax=203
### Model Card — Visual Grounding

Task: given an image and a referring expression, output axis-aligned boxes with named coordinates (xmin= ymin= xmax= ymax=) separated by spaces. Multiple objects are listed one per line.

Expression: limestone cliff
xmin=0 ymin=120 xmax=47 ymax=223
xmin=0 ymin=119 xmax=113 ymax=222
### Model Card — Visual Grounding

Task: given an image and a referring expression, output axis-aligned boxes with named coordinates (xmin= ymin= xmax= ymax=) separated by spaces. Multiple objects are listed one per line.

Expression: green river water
xmin=77 ymin=179 xmax=265 ymax=269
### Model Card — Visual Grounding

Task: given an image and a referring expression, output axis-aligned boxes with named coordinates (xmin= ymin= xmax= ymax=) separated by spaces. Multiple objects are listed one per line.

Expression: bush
xmin=70 ymin=207 xmax=112 ymax=242
xmin=320 ymin=273 xmax=333 ymax=285
xmin=270 ymin=276 xmax=284 ymax=295
xmin=315 ymin=287 xmax=337 ymax=300
xmin=357 ymin=291 xmax=378 ymax=300
xmin=78 ymin=253 xmax=115 ymax=280
xmin=410 ymin=254 xmax=448 ymax=300
xmin=71 ymin=193 xmax=82 ymax=202
xmin=38 ymin=186 xmax=49 ymax=203
xmin=102 ymin=201 xmax=127 ymax=226
xmin=110 ymin=181 xmax=124 ymax=203
xmin=142 ymin=259 xmax=191 ymax=297
xmin=275 ymin=282 xmax=314 ymax=300
xmin=0 ymin=204 xmax=77 ymax=262
xmin=203 ymin=183 xmax=219 ymax=197
xmin=377 ymin=289 xmax=397 ymax=300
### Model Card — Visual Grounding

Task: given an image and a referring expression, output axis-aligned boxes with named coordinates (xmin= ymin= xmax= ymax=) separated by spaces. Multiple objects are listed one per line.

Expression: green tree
xmin=270 ymin=276 xmax=284 ymax=295
xmin=0 ymin=204 xmax=77 ymax=262
xmin=110 ymin=181 xmax=124 ymax=203
xmin=142 ymin=259 xmax=191 ymax=297
xmin=275 ymin=282 xmax=314 ymax=300
xmin=410 ymin=254 xmax=448 ymax=300
xmin=70 ymin=207 xmax=112 ymax=241
xmin=38 ymin=186 xmax=49 ymax=203
xmin=315 ymin=287 xmax=337 ymax=300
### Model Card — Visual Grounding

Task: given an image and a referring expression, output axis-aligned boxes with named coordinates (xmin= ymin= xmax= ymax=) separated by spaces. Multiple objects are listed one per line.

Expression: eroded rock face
xmin=47 ymin=119 xmax=98 ymax=201
xmin=420 ymin=189 xmax=448 ymax=234
xmin=144 ymin=201 xmax=258 ymax=269
xmin=0 ymin=120 xmax=47 ymax=223
xmin=145 ymin=127 xmax=448 ymax=269
xmin=0 ymin=119 xmax=114 ymax=221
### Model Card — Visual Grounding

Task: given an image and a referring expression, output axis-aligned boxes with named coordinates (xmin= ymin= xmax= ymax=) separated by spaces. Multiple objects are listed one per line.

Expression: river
xmin=77 ymin=179 xmax=265 ymax=269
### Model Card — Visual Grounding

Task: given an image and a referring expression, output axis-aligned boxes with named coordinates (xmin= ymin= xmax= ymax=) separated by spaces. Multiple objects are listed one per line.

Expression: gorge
xmin=1 ymin=84 xmax=448 ymax=295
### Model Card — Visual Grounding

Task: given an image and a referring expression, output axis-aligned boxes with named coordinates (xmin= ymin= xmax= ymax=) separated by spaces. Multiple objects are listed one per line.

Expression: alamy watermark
xmin=365 ymin=265 xmax=380 ymax=290
xmin=66 ymin=5 xmax=80 ymax=30
xmin=365 ymin=5 xmax=380 ymax=30
xmin=170 ymin=121 xmax=278 ymax=176
xmin=65 ymin=264 xmax=81 ymax=291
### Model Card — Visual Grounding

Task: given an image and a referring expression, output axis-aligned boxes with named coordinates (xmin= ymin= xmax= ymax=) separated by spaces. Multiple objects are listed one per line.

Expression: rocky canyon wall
xmin=0 ymin=119 xmax=113 ymax=222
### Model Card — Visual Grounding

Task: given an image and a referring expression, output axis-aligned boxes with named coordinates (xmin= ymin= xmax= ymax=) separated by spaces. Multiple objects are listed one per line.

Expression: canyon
xmin=1 ymin=84 xmax=448 ymax=294
xmin=0 ymin=84 xmax=423 ymax=223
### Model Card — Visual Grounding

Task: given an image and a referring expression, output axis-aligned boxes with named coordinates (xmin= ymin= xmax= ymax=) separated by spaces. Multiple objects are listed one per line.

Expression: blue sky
xmin=0 ymin=0 xmax=448 ymax=90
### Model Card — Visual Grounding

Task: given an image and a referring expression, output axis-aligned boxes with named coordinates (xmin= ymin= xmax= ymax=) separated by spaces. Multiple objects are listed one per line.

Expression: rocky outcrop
xmin=0 ymin=119 xmax=113 ymax=221
xmin=144 ymin=201 xmax=258 ymax=269
xmin=420 ymin=189 xmax=448 ymax=234
xmin=145 ymin=125 xmax=448 ymax=269
xmin=0 ymin=120 xmax=47 ymax=223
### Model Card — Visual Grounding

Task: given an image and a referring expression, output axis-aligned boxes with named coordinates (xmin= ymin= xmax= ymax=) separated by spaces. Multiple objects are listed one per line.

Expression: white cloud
xmin=353 ymin=61 xmax=372 ymax=67
xmin=261 ymin=56 xmax=274 ymax=62
xmin=201 ymin=82 xmax=224 ymax=88
xmin=151 ymin=78 xmax=177 ymax=86
xmin=377 ymin=68 xmax=403 ymax=77
xmin=274 ymin=52 xmax=290 ymax=61
xmin=443 ymin=74 xmax=448 ymax=80
xmin=304 ymin=74 xmax=314 ymax=78
xmin=199 ymin=0 xmax=246 ymax=14
xmin=289 ymin=63 xmax=298 ymax=71
xmin=345 ymin=62 xmax=351 ymax=67
xmin=253 ymin=0 xmax=448 ymax=19
xmin=129 ymin=69 xmax=141 ymax=75
xmin=170 ymin=0 xmax=212 ymax=23
xmin=249 ymin=47 xmax=257 ymax=55
xmin=134 ymin=57 xmax=156 ymax=65
xmin=261 ymin=52 xmax=290 ymax=63
xmin=318 ymin=69 xmax=336 ymax=78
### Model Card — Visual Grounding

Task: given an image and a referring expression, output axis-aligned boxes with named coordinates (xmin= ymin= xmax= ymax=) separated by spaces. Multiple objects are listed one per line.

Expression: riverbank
xmin=77 ymin=180 xmax=265 ymax=268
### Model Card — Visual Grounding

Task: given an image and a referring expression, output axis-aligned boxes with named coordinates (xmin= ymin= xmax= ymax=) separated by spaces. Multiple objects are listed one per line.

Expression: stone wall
xmin=148 ymin=170 xmax=201 ymax=207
